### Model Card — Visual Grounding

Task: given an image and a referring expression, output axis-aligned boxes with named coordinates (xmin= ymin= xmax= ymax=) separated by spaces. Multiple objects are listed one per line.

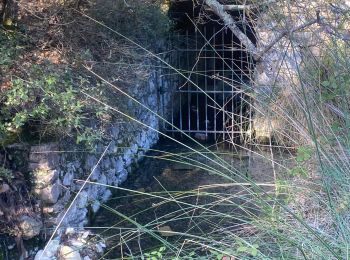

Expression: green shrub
xmin=0 ymin=31 xmax=23 ymax=69
xmin=0 ymin=166 xmax=13 ymax=181
xmin=0 ymin=63 xmax=109 ymax=147
xmin=92 ymin=0 xmax=171 ymax=47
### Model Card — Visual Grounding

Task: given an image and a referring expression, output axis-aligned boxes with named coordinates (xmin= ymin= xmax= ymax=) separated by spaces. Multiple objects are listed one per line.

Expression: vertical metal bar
xmin=213 ymin=26 xmax=217 ymax=141
xmin=166 ymin=35 xmax=171 ymax=133
xmin=179 ymin=89 xmax=183 ymax=135
xmin=205 ymin=26 xmax=208 ymax=138
xmin=249 ymin=72 xmax=252 ymax=146
xmin=247 ymin=32 xmax=253 ymax=145
xmin=231 ymin=30 xmax=234 ymax=145
xmin=178 ymin=33 xmax=183 ymax=137
xmin=187 ymin=30 xmax=191 ymax=133
xmin=170 ymin=35 xmax=174 ymax=137
xmin=196 ymin=27 xmax=199 ymax=131
xmin=161 ymin=58 xmax=165 ymax=130
xmin=240 ymin=40 xmax=244 ymax=143
xmin=222 ymin=29 xmax=225 ymax=142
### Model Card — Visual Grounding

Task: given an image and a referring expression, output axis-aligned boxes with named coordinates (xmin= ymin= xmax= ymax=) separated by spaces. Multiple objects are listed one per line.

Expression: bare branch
xmin=205 ymin=1 xmax=350 ymax=62
xmin=222 ymin=4 xmax=251 ymax=11
xmin=318 ymin=18 xmax=350 ymax=41
xmin=221 ymin=0 xmax=277 ymax=11
xmin=256 ymin=18 xmax=319 ymax=60
xmin=204 ymin=0 xmax=258 ymax=57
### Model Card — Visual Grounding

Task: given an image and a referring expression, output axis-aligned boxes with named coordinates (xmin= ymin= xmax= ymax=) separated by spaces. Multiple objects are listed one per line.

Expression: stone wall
xmin=29 ymin=62 xmax=173 ymax=230
xmin=1 ymin=56 xmax=176 ymax=259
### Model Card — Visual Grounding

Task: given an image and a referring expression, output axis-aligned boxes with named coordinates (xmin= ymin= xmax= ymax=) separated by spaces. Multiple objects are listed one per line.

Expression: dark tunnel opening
xmin=165 ymin=0 xmax=257 ymax=143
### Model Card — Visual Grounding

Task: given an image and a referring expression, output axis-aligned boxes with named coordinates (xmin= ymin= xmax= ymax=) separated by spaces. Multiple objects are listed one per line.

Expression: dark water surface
xmin=90 ymin=138 xmax=265 ymax=259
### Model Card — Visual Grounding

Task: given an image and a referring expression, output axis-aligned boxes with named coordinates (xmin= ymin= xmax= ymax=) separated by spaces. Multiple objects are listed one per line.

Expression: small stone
xmin=194 ymin=132 xmax=208 ymax=141
xmin=95 ymin=243 xmax=104 ymax=253
xmin=101 ymin=189 xmax=111 ymax=202
xmin=59 ymin=246 xmax=82 ymax=260
xmin=117 ymin=169 xmax=128 ymax=184
xmin=44 ymin=239 xmax=60 ymax=257
xmin=99 ymin=174 xmax=107 ymax=185
xmin=43 ymin=207 xmax=54 ymax=214
xmin=91 ymin=200 xmax=100 ymax=213
xmin=73 ymin=160 xmax=81 ymax=169
xmin=97 ymin=143 xmax=106 ymax=153
xmin=130 ymin=144 xmax=138 ymax=154
xmin=29 ymin=143 xmax=60 ymax=170
xmin=158 ymin=225 xmax=176 ymax=237
xmin=18 ymin=215 xmax=42 ymax=239
xmin=102 ymin=158 xmax=111 ymax=169
xmin=63 ymin=170 xmax=74 ymax=186
xmin=65 ymin=227 xmax=75 ymax=235
xmin=90 ymin=167 xmax=101 ymax=181
xmin=113 ymin=158 xmax=124 ymax=172
xmin=108 ymin=140 xmax=116 ymax=153
xmin=7 ymin=243 xmax=15 ymax=250
xmin=106 ymin=170 xmax=117 ymax=185
xmin=76 ymin=191 xmax=88 ymax=208
xmin=34 ymin=250 xmax=51 ymax=260
xmin=147 ymin=95 xmax=155 ymax=105
xmin=0 ymin=183 xmax=10 ymax=193
xmin=33 ymin=169 xmax=59 ymax=188
xmin=70 ymin=239 xmax=84 ymax=248
xmin=81 ymin=231 xmax=90 ymax=239
xmin=123 ymin=149 xmax=132 ymax=167
xmin=36 ymin=181 xmax=61 ymax=204
xmin=85 ymin=155 xmax=97 ymax=170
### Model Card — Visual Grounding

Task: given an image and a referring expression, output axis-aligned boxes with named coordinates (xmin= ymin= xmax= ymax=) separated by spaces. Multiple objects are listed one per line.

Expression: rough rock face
xmin=23 ymin=56 xmax=174 ymax=257
xmin=0 ymin=163 xmax=42 ymax=243
xmin=29 ymin=143 xmax=60 ymax=171
xmin=34 ymin=229 xmax=106 ymax=260
xmin=18 ymin=215 xmax=42 ymax=240
xmin=58 ymin=246 xmax=82 ymax=260
xmin=26 ymin=60 xmax=174 ymax=229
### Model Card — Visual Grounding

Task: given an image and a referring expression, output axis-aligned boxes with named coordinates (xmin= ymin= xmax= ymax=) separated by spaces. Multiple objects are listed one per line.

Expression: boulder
xmin=0 ymin=183 xmax=10 ymax=193
xmin=33 ymin=169 xmax=59 ymax=188
xmin=59 ymin=246 xmax=82 ymax=260
xmin=29 ymin=143 xmax=60 ymax=170
xmin=35 ymin=181 xmax=61 ymax=204
xmin=34 ymin=250 xmax=51 ymax=260
xmin=18 ymin=215 xmax=42 ymax=239
xmin=158 ymin=225 xmax=176 ymax=237
xmin=34 ymin=239 xmax=60 ymax=259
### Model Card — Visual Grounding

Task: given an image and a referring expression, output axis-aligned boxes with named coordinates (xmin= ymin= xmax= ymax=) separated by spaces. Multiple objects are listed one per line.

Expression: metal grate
xmin=162 ymin=26 xmax=254 ymax=142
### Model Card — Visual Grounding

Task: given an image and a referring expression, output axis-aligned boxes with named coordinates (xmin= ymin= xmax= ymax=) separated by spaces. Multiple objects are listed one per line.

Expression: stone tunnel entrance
xmin=160 ymin=0 xmax=256 ymax=143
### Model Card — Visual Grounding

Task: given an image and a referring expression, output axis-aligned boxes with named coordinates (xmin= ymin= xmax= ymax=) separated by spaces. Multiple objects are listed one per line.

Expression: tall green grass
xmin=42 ymin=1 xmax=350 ymax=259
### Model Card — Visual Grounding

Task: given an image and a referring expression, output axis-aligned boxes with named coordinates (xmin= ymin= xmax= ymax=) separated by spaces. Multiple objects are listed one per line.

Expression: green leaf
xmin=290 ymin=166 xmax=308 ymax=177
xmin=296 ymin=146 xmax=313 ymax=162
xmin=45 ymin=75 xmax=57 ymax=85
xmin=321 ymin=80 xmax=330 ymax=87
xmin=237 ymin=246 xmax=248 ymax=252
xmin=251 ymin=247 xmax=258 ymax=256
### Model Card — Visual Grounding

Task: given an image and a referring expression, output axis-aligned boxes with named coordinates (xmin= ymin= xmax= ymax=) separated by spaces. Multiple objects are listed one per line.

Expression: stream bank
xmin=0 ymin=60 xmax=175 ymax=259
xmin=90 ymin=138 xmax=282 ymax=258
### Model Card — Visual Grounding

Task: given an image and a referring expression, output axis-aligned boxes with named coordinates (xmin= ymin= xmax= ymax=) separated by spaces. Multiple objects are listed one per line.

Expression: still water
xmin=91 ymin=138 xmax=278 ymax=258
